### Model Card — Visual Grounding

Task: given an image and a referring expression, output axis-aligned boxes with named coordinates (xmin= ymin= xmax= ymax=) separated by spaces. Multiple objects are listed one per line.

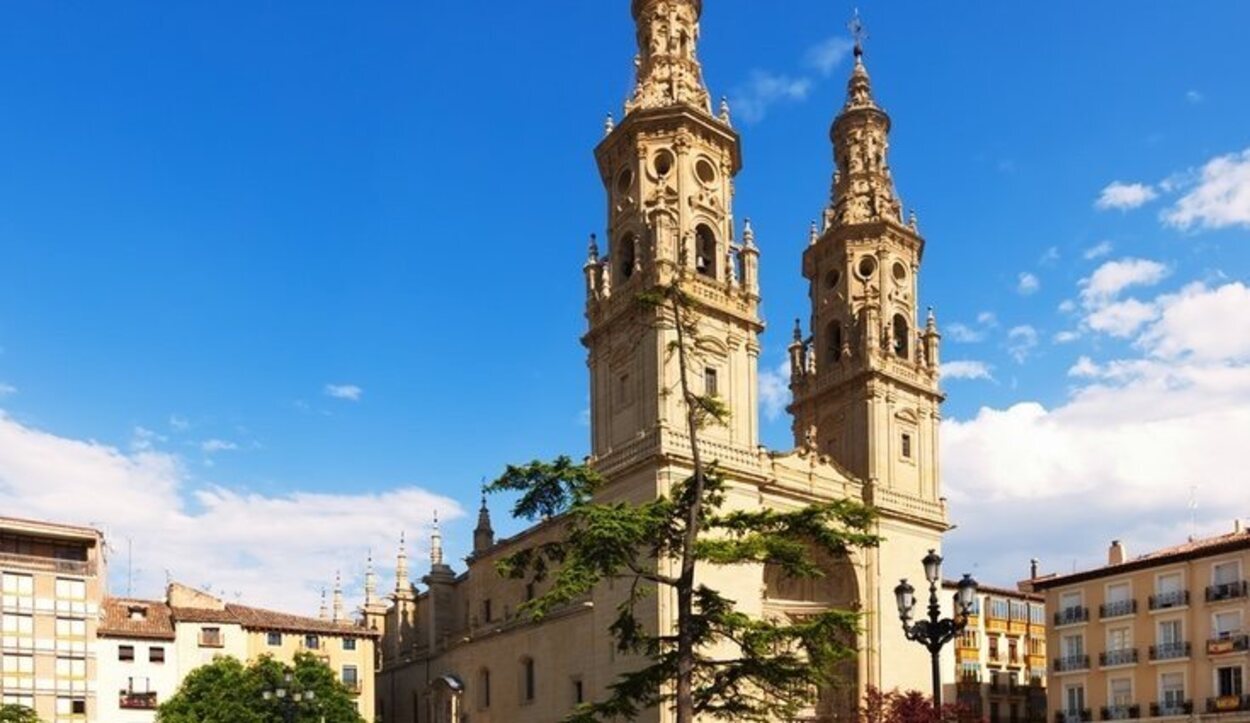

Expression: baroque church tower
xmin=584 ymin=0 xmax=763 ymax=465
xmin=788 ymin=36 xmax=944 ymax=509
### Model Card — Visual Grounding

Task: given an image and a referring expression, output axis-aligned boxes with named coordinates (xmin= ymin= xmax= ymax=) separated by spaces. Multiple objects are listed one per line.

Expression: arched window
xmin=826 ymin=321 xmax=843 ymax=365
xmin=520 ymin=657 xmax=535 ymax=702
xmin=893 ymin=314 xmax=910 ymax=359
xmin=479 ymin=668 xmax=491 ymax=709
xmin=618 ymin=233 xmax=637 ymax=281
xmin=695 ymin=225 xmax=717 ymax=278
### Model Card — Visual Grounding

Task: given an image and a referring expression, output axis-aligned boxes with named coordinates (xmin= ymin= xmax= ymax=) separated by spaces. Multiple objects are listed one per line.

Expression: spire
xmin=742 ymin=218 xmax=756 ymax=248
xmin=430 ymin=511 xmax=444 ymax=568
xmin=318 ymin=587 xmax=328 ymax=620
xmin=331 ymin=571 xmax=344 ymax=622
xmin=625 ymin=0 xmax=712 ymax=115
xmin=394 ymin=531 xmax=409 ymax=593
xmin=844 ymin=10 xmax=879 ymax=112
xmin=364 ymin=549 xmax=378 ymax=607
xmin=473 ymin=489 xmax=495 ymax=554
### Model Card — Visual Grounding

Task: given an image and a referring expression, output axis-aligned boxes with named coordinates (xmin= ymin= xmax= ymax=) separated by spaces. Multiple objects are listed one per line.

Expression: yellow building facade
xmin=1035 ymin=525 xmax=1250 ymax=723
xmin=375 ymin=1 xmax=955 ymax=721
xmin=1 ymin=516 xmax=106 ymax=723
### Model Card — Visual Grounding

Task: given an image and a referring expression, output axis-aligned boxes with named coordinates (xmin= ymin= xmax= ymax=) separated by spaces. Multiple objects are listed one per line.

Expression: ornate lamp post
xmin=894 ymin=549 xmax=979 ymax=712
xmin=262 ymin=671 xmax=316 ymax=723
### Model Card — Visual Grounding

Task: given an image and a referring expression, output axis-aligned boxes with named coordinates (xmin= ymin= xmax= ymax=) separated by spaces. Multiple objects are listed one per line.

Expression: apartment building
xmin=1 ymin=516 xmax=106 ymax=723
xmin=96 ymin=599 xmax=178 ymax=721
xmin=1034 ymin=522 xmax=1250 ymax=723
xmin=944 ymin=581 xmax=1049 ymax=723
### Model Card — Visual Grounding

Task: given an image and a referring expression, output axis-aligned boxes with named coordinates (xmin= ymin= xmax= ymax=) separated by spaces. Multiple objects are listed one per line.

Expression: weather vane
xmin=848 ymin=7 xmax=868 ymax=54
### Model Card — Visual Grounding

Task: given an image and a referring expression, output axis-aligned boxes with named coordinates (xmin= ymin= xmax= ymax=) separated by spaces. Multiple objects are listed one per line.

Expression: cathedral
xmin=371 ymin=1 xmax=949 ymax=720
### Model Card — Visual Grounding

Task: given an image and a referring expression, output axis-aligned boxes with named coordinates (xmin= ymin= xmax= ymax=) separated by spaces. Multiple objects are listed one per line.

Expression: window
xmin=1 ymin=654 xmax=33 ymax=676
xmin=1213 ymin=611 xmax=1242 ymax=638
xmin=826 ymin=322 xmax=843 ymax=364
xmin=1216 ymin=666 xmax=1243 ymax=697
xmin=1008 ymin=638 xmax=1019 ymax=663
xmin=988 ymin=636 xmax=1000 ymax=660
xmin=1107 ymin=626 xmax=1131 ymax=651
xmin=1158 ymin=619 xmax=1182 ymax=645
xmin=1065 ymin=685 xmax=1086 ymax=715
xmin=55 ymin=657 xmax=86 ymax=679
xmin=55 ymin=578 xmax=86 ymax=600
xmin=56 ymin=697 xmax=87 ymax=716
xmin=618 ymin=233 xmax=637 ymax=281
xmin=1109 ymin=678 xmax=1132 ymax=707
xmin=56 ymin=618 xmax=86 ymax=638
xmin=1157 ymin=573 xmax=1182 ymax=594
xmin=989 ymin=701 xmax=1000 ymax=723
xmin=1062 ymin=634 xmax=1084 ymax=658
xmin=304 ymin=634 xmax=320 ymax=650
xmin=989 ymin=598 xmax=1010 ymax=619
xmin=1160 ymin=673 xmax=1185 ymax=708
xmin=901 ymin=433 xmax=913 ymax=459
xmin=267 ymin=632 xmax=282 ymax=646
xmin=199 ymin=627 xmax=223 ymax=648
xmin=703 ymin=367 xmax=719 ymax=398
xmin=479 ymin=668 xmax=491 ymax=708
xmin=342 ymin=665 xmax=359 ymax=690
xmin=617 ymin=373 xmax=633 ymax=406
xmin=1029 ymin=604 xmax=1045 ymax=625
xmin=1059 ymin=591 xmax=1082 ymax=611
xmin=343 ymin=637 xmax=357 ymax=651
xmin=521 ymin=657 xmax=535 ymax=702
xmin=892 ymin=314 xmax=909 ymax=359
xmin=2 ymin=573 xmax=34 ymax=595
xmin=482 ymin=599 xmax=493 ymax=623
xmin=573 ymin=678 xmax=584 ymax=704
xmin=1213 ymin=560 xmax=1240 ymax=585
xmin=119 ymin=645 xmax=135 ymax=662
xmin=150 ymin=646 xmax=165 ymax=663
xmin=1009 ymin=600 xmax=1027 ymax=620
xmin=695 ymin=225 xmax=717 ymax=278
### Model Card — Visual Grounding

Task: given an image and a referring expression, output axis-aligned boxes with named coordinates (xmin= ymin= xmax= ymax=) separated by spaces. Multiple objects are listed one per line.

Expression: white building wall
xmin=95 ymin=637 xmax=179 ymax=723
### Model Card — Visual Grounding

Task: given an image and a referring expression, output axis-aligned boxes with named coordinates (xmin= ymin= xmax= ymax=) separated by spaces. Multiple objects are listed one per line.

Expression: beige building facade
xmin=1034 ymin=524 xmax=1250 ymax=723
xmin=376 ymin=1 xmax=955 ymax=721
xmin=1 ymin=516 xmax=106 ymax=723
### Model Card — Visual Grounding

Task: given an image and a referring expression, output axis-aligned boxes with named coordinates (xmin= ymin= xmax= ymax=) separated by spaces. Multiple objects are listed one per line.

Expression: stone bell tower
xmin=583 ymin=0 xmax=764 ymax=465
xmin=787 ymin=34 xmax=944 ymax=507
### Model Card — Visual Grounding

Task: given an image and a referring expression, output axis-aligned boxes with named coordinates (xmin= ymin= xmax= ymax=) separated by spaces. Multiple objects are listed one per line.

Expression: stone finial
xmin=394 ymin=531 xmax=409 ymax=592
xmin=430 ymin=511 xmax=444 ymax=568
xmin=605 ymin=113 xmax=615 ymax=136
xmin=718 ymin=96 xmax=731 ymax=125
xmin=473 ymin=488 xmax=495 ymax=554
xmin=331 ymin=571 xmax=344 ymax=622
xmin=926 ymin=306 xmax=937 ymax=331
xmin=364 ymin=549 xmax=377 ymax=607
xmin=318 ymin=587 xmax=328 ymax=620
xmin=587 ymin=233 xmax=599 ymax=262
xmin=742 ymin=218 xmax=756 ymax=248
xmin=792 ymin=318 xmax=803 ymax=344
xmin=909 ymin=209 xmax=918 ymax=231
xmin=809 ymin=220 xmax=819 ymax=246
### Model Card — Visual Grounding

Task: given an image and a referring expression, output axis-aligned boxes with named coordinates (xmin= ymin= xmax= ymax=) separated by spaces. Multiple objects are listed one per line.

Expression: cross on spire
xmin=849 ymin=8 xmax=868 ymax=57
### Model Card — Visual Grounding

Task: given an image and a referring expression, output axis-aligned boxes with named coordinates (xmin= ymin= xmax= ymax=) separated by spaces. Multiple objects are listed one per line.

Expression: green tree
xmin=157 ymin=653 xmax=365 ymax=723
xmin=490 ymin=278 xmax=880 ymax=723
xmin=0 ymin=704 xmax=42 ymax=723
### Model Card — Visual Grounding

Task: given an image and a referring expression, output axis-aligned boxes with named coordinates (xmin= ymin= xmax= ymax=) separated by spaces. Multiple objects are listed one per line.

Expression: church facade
xmin=373 ymin=1 xmax=950 ymax=721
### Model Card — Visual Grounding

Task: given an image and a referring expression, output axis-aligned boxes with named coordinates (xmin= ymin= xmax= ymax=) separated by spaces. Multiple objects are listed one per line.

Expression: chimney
xmin=1108 ymin=540 xmax=1127 ymax=566
xmin=1236 ymin=519 xmax=1245 ymax=535
xmin=1030 ymin=558 xmax=1040 ymax=580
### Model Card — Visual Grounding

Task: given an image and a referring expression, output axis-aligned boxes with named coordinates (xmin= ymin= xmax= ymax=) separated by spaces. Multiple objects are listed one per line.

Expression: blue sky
xmin=1 ymin=1 xmax=1248 ymax=609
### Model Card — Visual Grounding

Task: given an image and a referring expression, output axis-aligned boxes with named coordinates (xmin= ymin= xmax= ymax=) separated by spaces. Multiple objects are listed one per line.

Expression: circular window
xmin=824 ymin=268 xmax=841 ymax=289
xmin=857 ymin=255 xmax=878 ymax=279
xmin=616 ymin=167 xmax=634 ymax=195
xmin=695 ymin=158 xmax=717 ymax=185
xmin=653 ymin=150 xmax=674 ymax=177
xmin=892 ymin=262 xmax=907 ymax=283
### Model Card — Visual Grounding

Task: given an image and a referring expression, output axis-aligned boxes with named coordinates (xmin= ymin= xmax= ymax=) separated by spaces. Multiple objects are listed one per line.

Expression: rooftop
xmin=1034 ymin=525 xmax=1250 ymax=590
xmin=99 ymin=598 xmax=176 ymax=641
xmin=0 ymin=515 xmax=103 ymax=542
xmin=942 ymin=579 xmax=1042 ymax=602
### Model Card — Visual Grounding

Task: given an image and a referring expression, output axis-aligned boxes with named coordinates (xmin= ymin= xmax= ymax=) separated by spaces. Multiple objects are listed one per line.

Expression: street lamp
xmin=262 ymin=672 xmax=317 ymax=723
xmin=894 ymin=549 xmax=978 ymax=712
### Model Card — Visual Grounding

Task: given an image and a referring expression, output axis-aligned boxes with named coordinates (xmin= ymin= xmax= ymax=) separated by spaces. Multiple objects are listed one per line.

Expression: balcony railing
xmin=1054 ymin=709 xmax=1092 ymax=723
xmin=343 ymin=679 xmax=362 ymax=695
xmin=1100 ymin=705 xmax=1140 ymax=721
xmin=1149 ymin=701 xmax=1193 ymax=717
xmin=1205 ymin=695 xmax=1250 ymax=714
xmin=0 ymin=551 xmax=94 ymax=576
xmin=1053 ymin=654 xmax=1090 ymax=673
xmin=1099 ymin=600 xmax=1137 ymax=619
xmin=1206 ymin=581 xmax=1248 ymax=603
xmin=1149 ymin=642 xmax=1191 ymax=661
xmin=1148 ymin=590 xmax=1189 ymax=610
xmin=119 ymin=691 xmax=158 ymax=710
xmin=1054 ymin=607 xmax=1089 ymax=626
xmin=990 ymin=678 xmax=1018 ymax=694
xmin=1099 ymin=648 xmax=1139 ymax=667
xmin=1206 ymin=634 xmax=1250 ymax=655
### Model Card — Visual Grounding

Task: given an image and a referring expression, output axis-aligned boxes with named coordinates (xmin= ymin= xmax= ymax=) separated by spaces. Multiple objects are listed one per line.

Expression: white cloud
xmin=1039 ymin=247 xmax=1060 ymax=266
xmin=1186 ymin=90 xmax=1204 ymax=104
xmin=1007 ymin=326 xmax=1039 ymax=364
xmin=941 ymin=361 xmax=994 ymax=382
xmin=804 ymin=37 xmax=854 ymax=77
xmin=758 ymin=360 xmax=791 ymax=422
xmin=0 ymin=383 xmax=15 ymax=397
xmin=0 ymin=412 xmax=459 ymax=612
xmin=1085 ymin=298 xmax=1160 ymax=338
xmin=1079 ymin=258 xmax=1170 ymax=308
xmin=1058 ymin=300 xmax=1077 ymax=314
xmin=731 ymin=71 xmax=812 ymax=124
xmin=200 ymin=439 xmax=239 ymax=454
xmin=1083 ymin=241 xmax=1113 ymax=260
xmin=942 ymin=279 xmax=1250 ymax=582
xmin=1163 ymin=148 xmax=1250 ymax=230
xmin=1053 ymin=330 xmax=1081 ymax=344
xmin=1095 ymin=181 xmax=1159 ymax=211
xmin=945 ymin=324 xmax=985 ymax=344
xmin=131 ymin=427 xmax=166 ymax=452
xmin=1017 ymin=272 xmax=1041 ymax=296
xmin=976 ymin=312 xmax=999 ymax=327
xmin=169 ymin=415 xmax=190 ymax=432
xmin=324 ymin=384 xmax=364 ymax=402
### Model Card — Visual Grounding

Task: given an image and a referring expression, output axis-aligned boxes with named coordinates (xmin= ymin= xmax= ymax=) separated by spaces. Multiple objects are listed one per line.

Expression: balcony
xmin=1148 ymin=590 xmax=1189 ymax=610
xmin=1054 ymin=607 xmax=1089 ymax=627
xmin=119 ymin=691 xmax=159 ymax=710
xmin=1054 ymin=710 xmax=1092 ymax=723
xmin=1099 ymin=648 xmax=1139 ymax=667
xmin=990 ymin=678 xmax=1018 ymax=695
xmin=1205 ymin=695 xmax=1250 ymax=714
xmin=1100 ymin=705 xmax=1140 ymax=721
xmin=0 ymin=551 xmax=94 ymax=576
xmin=1148 ymin=642 xmax=1191 ymax=661
xmin=1053 ymin=654 xmax=1090 ymax=673
xmin=1206 ymin=581 xmax=1248 ymax=603
xmin=1149 ymin=701 xmax=1193 ymax=717
xmin=1099 ymin=600 xmax=1137 ymax=619
xmin=343 ymin=679 xmax=362 ymax=695
xmin=1206 ymin=634 xmax=1249 ymax=656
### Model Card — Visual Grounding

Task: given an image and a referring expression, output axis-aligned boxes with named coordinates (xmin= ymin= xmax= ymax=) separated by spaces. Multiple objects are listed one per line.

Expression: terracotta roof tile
xmin=169 ymin=606 xmax=241 ymax=625
xmin=99 ymin=598 xmax=176 ymax=640
xmin=1035 ymin=529 xmax=1250 ymax=589
xmin=226 ymin=604 xmax=379 ymax=638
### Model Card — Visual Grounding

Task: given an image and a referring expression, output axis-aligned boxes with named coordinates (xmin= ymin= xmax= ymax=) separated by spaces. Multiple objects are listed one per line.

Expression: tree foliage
xmin=490 ymin=279 xmax=880 ymax=722
xmin=861 ymin=687 xmax=986 ymax=723
xmin=0 ymin=704 xmax=42 ymax=723
xmin=156 ymin=653 xmax=364 ymax=723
